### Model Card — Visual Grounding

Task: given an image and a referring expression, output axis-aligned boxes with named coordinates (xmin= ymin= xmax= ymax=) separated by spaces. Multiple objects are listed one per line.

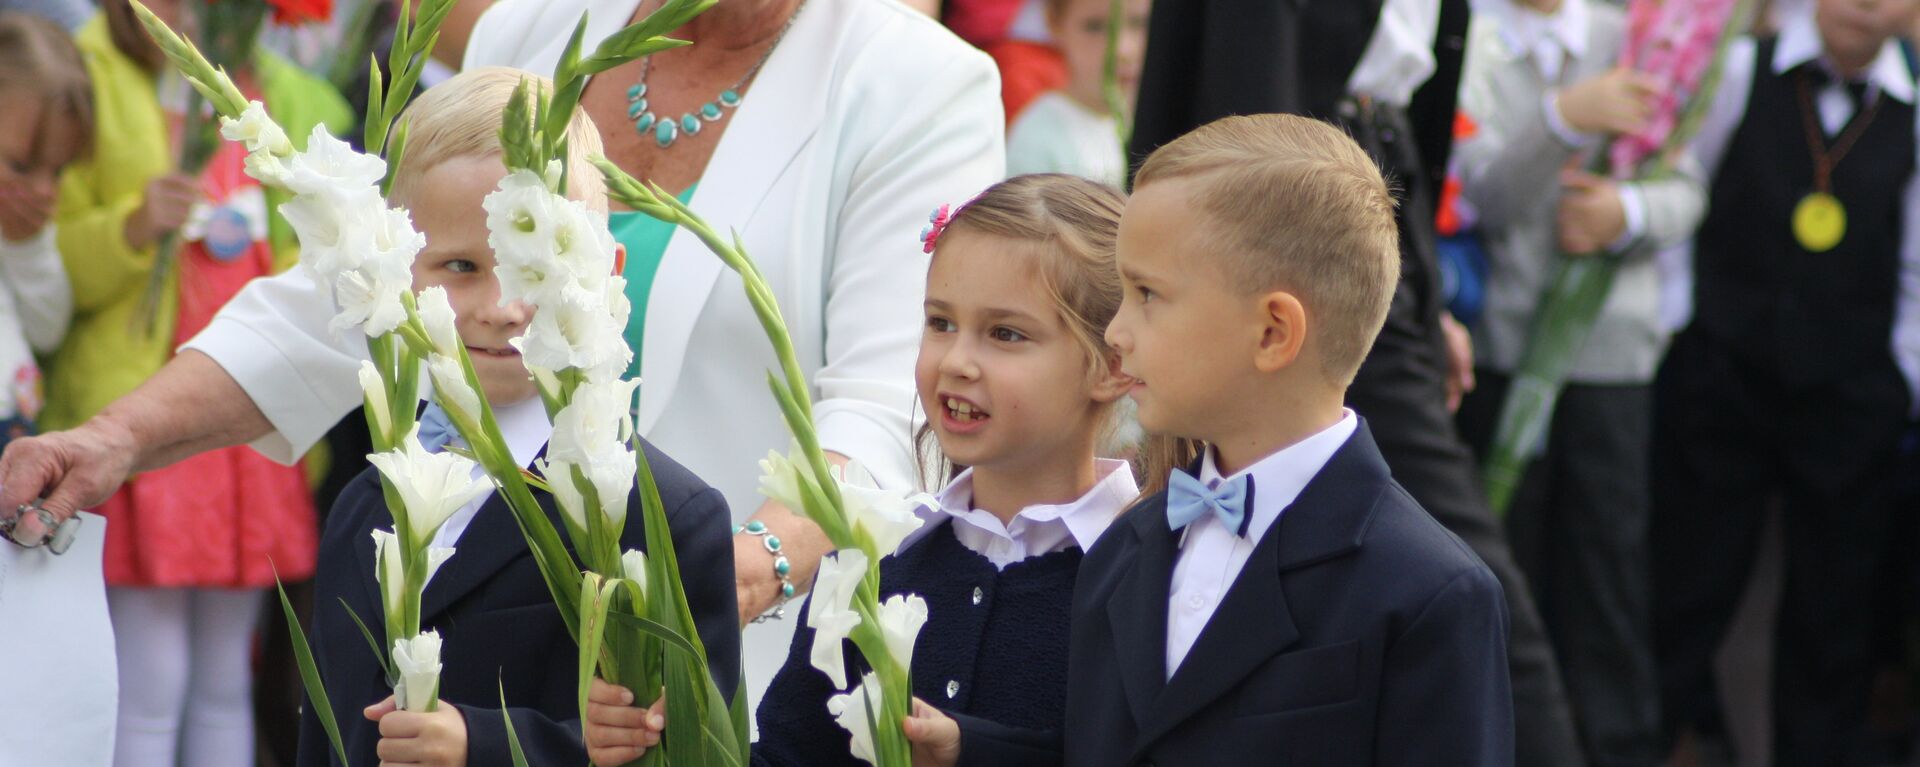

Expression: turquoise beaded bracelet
xmin=734 ymin=520 xmax=795 ymax=623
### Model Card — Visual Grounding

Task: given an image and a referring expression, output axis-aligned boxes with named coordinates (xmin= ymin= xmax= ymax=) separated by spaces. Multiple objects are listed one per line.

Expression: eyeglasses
xmin=2 ymin=502 xmax=80 ymax=555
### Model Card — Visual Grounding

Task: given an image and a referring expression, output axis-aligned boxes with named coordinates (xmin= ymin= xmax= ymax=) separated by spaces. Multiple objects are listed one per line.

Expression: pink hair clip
xmin=919 ymin=204 xmax=952 ymax=254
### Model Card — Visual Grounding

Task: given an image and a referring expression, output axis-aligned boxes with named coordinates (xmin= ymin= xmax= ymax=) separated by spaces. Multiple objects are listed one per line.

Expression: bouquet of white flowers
xmin=596 ymin=162 xmax=933 ymax=766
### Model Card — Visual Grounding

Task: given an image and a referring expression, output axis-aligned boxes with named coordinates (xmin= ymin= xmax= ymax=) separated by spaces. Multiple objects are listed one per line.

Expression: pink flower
xmin=1609 ymin=0 xmax=1742 ymax=176
xmin=918 ymin=204 xmax=952 ymax=255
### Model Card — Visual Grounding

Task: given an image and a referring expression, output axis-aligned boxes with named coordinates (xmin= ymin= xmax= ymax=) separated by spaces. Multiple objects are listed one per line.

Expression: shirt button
xmin=1187 ymin=594 xmax=1207 ymax=610
xmin=971 ymin=587 xmax=984 ymax=606
xmin=945 ymin=680 xmax=960 ymax=699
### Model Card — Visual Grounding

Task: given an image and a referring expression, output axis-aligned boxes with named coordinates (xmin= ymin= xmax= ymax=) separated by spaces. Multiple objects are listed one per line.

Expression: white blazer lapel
xmin=635 ymin=0 xmax=836 ymax=434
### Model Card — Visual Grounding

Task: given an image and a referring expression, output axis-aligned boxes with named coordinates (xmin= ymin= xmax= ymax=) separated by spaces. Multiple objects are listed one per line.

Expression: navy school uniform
xmin=297 ymin=431 xmax=739 ymax=767
xmin=753 ymin=460 xmax=1139 ymax=767
xmin=1064 ymin=418 xmax=1514 ymax=766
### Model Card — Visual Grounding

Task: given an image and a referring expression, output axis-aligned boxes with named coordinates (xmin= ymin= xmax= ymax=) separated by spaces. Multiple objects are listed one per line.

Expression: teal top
xmin=607 ymin=183 xmax=698 ymax=377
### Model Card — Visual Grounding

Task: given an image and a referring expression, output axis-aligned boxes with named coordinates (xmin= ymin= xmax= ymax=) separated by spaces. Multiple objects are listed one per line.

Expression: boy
xmin=297 ymin=68 xmax=739 ymax=767
xmin=1651 ymin=0 xmax=1920 ymax=761
xmin=1448 ymin=0 xmax=1707 ymax=762
xmin=1065 ymin=114 xmax=1513 ymax=764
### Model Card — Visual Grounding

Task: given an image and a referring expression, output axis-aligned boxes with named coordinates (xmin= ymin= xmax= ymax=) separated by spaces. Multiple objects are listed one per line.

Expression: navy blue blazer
xmin=1064 ymin=421 xmax=1514 ymax=765
xmin=296 ymin=440 xmax=739 ymax=767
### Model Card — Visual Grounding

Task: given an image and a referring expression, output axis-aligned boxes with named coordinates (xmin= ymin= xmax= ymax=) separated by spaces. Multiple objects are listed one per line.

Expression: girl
xmin=47 ymin=2 xmax=350 ymax=764
xmin=0 ymin=12 xmax=88 ymax=457
xmin=583 ymin=173 xmax=1156 ymax=766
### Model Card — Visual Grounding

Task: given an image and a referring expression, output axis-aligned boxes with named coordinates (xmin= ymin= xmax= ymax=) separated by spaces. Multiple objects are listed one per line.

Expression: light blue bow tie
xmin=417 ymin=403 xmax=457 ymax=454
xmin=1166 ymin=471 xmax=1255 ymax=537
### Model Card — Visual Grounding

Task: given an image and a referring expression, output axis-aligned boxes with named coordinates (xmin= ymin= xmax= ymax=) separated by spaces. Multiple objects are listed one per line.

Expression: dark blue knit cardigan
xmin=752 ymin=520 xmax=1079 ymax=766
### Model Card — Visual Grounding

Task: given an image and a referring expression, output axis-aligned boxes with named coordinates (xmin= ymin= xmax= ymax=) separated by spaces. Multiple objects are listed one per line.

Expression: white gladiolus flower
xmin=621 ymin=548 xmax=649 ymax=599
xmin=549 ymin=197 xmax=618 ymax=290
xmin=537 ymin=458 xmax=590 ymax=534
xmin=484 ymin=170 xmax=568 ymax=303
xmin=392 ymin=630 xmax=445 ymax=713
xmin=366 ymin=426 xmax=491 ymax=548
xmin=875 ymin=594 xmax=929 ymax=672
xmin=330 ymin=260 xmax=414 ymax=337
xmin=511 ymin=286 xmax=631 ymax=382
xmin=584 ymin=447 xmax=636 ymax=526
xmin=827 ymin=673 xmax=883 ymax=765
xmin=427 ymin=355 xmax=481 ymax=429
xmin=807 ymin=548 xmax=868 ymax=690
xmin=370 ymin=529 xmax=454 ymax=615
xmin=282 ymin=125 xmax=387 ymax=199
xmin=548 ymin=378 xmax=641 ymax=464
xmin=838 ymin=462 xmax=927 ymax=557
xmin=281 ymin=186 xmax=385 ymax=279
xmin=242 ymin=150 xmax=292 ymax=187
xmin=358 ymin=360 xmax=392 ymax=440
xmin=416 ymin=287 xmax=461 ymax=357
xmin=219 ymin=101 xmax=292 ymax=157
xmin=756 ymin=448 xmax=806 ymax=513
xmin=536 ymin=450 xmax=635 ymax=531
xmin=368 ymin=204 xmax=427 ymax=274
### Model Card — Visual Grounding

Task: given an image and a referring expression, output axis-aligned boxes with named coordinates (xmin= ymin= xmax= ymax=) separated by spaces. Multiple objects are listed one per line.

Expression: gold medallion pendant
xmin=1792 ymin=191 xmax=1847 ymax=252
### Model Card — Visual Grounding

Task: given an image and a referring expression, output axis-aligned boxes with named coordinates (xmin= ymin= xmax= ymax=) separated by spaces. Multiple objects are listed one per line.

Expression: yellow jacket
xmin=44 ymin=14 xmax=351 ymax=431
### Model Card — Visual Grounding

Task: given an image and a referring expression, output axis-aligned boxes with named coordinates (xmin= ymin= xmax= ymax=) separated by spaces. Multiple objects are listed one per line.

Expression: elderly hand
xmin=365 ymin=695 xmax=468 ymax=767
xmin=902 ymin=697 xmax=962 ymax=767
xmin=1556 ymin=170 xmax=1628 ymax=255
xmin=583 ymin=679 xmax=665 ymax=766
xmin=0 ymin=419 xmax=139 ymax=524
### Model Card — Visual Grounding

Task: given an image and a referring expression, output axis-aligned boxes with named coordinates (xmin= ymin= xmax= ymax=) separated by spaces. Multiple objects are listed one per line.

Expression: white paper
xmin=0 ymin=512 xmax=118 ymax=767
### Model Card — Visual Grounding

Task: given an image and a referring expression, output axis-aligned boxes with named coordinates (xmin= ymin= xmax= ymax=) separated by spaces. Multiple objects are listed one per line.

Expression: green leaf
xmin=499 ymin=680 xmax=532 ymax=767
xmin=364 ymin=54 xmax=386 ymax=152
xmin=555 ymin=13 xmax=591 ymax=87
xmin=576 ymin=573 xmax=620 ymax=729
xmin=381 ymin=119 xmax=410 ymax=197
xmin=339 ymin=597 xmax=394 ymax=683
xmin=275 ymin=574 xmax=350 ymax=767
xmin=603 ymin=610 xmax=702 ymax=659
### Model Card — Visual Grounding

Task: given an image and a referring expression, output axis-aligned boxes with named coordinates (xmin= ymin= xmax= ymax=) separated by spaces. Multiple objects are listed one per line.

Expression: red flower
xmin=265 ymin=0 xmax=331 ymax=26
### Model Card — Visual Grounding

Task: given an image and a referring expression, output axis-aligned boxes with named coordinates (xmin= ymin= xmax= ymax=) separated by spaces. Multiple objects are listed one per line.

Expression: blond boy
xmin=1062 ymin=114 xmax=1512 ymax=764
xmin=298 ymin=68 xmax=737 ymax=767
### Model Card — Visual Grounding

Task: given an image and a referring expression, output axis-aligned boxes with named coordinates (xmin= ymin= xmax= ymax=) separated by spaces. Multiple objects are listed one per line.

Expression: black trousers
xmin=1651 ymin=328 xmax=1911 ymax=765
xmin=1341 ymin=103 xmax=1587 ymax=767
xmin=1459 ymin=371 xmax=1663 ymax=767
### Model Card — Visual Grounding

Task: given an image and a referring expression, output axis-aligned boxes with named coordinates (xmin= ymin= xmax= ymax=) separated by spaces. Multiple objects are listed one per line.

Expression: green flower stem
xmin=1099 ymin=0 xmax=1131 ymax=176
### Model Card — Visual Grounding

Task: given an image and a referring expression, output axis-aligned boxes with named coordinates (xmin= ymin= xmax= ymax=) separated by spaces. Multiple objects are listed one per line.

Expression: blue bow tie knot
xmin=1166 ymin=471 xmax=1255 ymax=537
xmin=417 ymin=403 xmax=458 ymax=454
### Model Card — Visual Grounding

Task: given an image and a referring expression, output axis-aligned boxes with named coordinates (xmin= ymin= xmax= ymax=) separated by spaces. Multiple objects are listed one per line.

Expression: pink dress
xmin=100 ymin=140 xmax=318 ymax=588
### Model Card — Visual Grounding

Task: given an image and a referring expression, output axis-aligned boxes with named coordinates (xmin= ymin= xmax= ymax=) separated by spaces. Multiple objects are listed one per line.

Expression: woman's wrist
xmin=733 ymin=519 xmax=796 ymax=622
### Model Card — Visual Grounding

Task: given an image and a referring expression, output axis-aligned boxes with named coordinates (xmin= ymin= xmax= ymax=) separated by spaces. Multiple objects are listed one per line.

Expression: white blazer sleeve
xmin=179 ymin=266 xmax=369 ymax=464
xmin=812 ymin=36 xmax=1005 ymax=492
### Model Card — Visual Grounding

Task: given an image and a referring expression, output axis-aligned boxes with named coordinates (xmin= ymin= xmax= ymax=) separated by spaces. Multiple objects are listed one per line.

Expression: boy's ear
xmin=1252 ymin=290 xmax=1307 ymax=374
xmin=1089 ymin=350 xmax=1133 ymax=404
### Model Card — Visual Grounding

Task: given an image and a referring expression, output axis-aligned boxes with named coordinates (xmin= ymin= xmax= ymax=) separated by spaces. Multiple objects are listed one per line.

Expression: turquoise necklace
xmin=625 ymin=2 xmax=802 ymax=148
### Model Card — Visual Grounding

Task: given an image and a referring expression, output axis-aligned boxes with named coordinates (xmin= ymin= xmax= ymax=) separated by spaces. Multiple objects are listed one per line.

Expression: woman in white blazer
xmin=0 ymin=0 xmax=1003 ymax=714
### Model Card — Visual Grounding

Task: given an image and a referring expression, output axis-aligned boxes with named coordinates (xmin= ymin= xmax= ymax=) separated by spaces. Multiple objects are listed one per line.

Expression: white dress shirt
xmin=425 ymin=395 xmax=555 ymax=550
xmin=1654 ymin=9 xmax=1920 ymax=413
xmin=1165 ymin=410 xmax=1359 ymax=679
xmin=1348 ymin=0 xmax=1442 ymax=108
xmin=899 ymin=458 xmax=1139 ymax=568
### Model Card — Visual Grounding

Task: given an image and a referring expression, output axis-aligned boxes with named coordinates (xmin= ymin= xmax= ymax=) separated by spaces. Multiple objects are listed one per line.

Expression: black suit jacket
xmin=296 ymin=440 xmax=739 ymax=767
xmin=1064 ymin=422 xmax=1513 ymax=765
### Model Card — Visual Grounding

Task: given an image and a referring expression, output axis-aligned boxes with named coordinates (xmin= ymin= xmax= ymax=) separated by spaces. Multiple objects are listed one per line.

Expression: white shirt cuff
xmin=1544 ymin=91 xmax=1596 ymax=148
xmin=1609 ymin=184 xmax=1647 ymax=254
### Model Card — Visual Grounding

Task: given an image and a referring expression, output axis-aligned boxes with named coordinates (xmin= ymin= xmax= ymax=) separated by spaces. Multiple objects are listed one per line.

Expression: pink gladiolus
xmin=1610 ymin=0 xmax=1740 ymax=175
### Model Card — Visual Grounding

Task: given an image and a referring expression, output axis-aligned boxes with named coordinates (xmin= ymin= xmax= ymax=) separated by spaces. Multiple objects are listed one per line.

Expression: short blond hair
xmin=1134 ymin=113 xmax=1399 ymax=386
xmin=389 ymin=66 xmax=607 ymax=212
